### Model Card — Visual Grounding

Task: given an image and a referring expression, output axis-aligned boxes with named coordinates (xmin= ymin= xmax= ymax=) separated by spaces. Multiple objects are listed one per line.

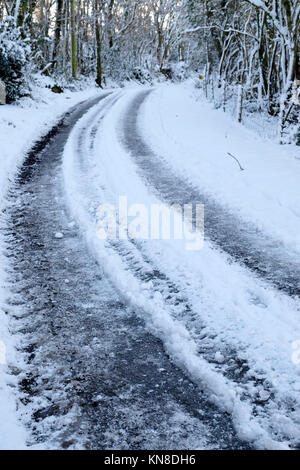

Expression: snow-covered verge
xmin=140 ymin=82 xmax=300 ymax=255
xmin=0 ymin=80 xmax=101 ymax=449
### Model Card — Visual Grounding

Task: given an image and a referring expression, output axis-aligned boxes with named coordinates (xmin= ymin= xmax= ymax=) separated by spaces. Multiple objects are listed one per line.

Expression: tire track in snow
xmin=121 ymin=90 xmax=300 ymax=299
xmin=63 ymin=92 xmax=297 ymax=449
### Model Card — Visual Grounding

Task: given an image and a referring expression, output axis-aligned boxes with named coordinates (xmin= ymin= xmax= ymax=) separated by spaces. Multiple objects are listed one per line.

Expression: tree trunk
xmin=95 ymin=0 xmax=102 ymax=88
xmin=237 ymin=84 xmax=244 ymax=123
xmin=52 ymin=0 xmax=64 ymax=69
xmin=71 ymin=0 xmax=77 ymax=80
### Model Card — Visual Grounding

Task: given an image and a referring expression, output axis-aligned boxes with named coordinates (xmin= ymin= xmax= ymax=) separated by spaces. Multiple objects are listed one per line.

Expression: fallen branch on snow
xmin=227 ymin=152 xmax=245 ymax=171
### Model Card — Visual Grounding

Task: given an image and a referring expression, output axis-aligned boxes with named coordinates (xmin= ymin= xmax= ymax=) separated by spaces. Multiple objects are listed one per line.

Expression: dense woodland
xmin=0 ymin=1 xmax=299 ymax=141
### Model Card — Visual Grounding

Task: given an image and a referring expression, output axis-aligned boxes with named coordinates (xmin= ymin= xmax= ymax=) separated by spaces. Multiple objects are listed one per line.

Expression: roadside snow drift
xmin=140 ymin=83 xmax=300 ymax=254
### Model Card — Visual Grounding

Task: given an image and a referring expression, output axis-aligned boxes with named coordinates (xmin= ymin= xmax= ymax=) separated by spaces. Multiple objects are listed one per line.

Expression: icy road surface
xmin=3 ymin=89 xmax=300 ymax=449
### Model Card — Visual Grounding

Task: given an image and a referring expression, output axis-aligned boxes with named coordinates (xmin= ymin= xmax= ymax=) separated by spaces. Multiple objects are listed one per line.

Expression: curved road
xmin=4 ymin=93 xmax=249 ymax=449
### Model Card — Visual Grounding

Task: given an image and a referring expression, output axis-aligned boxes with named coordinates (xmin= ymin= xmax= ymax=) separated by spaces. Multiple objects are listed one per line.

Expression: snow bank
xmin=140 ymin=82 xmax=300 ymax=254
xmin=0 ymin=80 xmax=100 ymax=449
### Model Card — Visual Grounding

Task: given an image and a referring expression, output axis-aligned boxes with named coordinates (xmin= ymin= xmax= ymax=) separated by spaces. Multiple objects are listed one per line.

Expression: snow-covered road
xmin=3 ymin=87 xmax=300 ymax=449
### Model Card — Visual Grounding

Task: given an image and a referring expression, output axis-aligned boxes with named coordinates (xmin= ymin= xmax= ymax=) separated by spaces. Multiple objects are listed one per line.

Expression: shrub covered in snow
xmin=170 ymin=61 xmax=190 ymax=81
xmin=0 ymin=17 xmax=30 ymax=103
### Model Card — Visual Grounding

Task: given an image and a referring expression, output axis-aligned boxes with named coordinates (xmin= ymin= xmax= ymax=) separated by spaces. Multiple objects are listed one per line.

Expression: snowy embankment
xmin=62 ymin=90 xmax=300 ymax=448
xmin=0 ymin=82 xmax=100 ymax=449
xmin=140 ymin=82 xmax=300 ymax=254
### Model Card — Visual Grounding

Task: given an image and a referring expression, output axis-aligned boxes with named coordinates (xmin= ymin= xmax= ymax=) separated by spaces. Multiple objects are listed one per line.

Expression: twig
xmin=227 ymin=152 xmax=245 ymax=171
xmin=282 ymin=102 xmax=294 ymax=126
xmin=41 ymin=62 xmax=54 ymax=75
